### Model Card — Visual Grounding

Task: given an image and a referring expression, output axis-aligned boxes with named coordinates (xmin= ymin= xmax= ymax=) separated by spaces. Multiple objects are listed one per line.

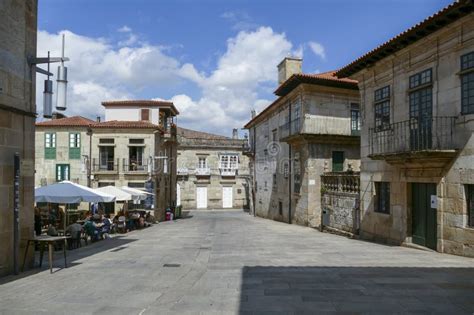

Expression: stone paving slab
xmin=0 ymin=210 xmax=473 ymax=314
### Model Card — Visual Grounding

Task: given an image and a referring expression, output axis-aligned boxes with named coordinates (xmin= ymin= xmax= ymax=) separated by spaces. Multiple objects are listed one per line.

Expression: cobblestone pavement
xmin=1 ymin=210 xmax=474 ymax=314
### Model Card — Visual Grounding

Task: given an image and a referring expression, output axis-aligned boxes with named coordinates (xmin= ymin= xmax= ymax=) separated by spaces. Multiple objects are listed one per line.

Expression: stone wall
xmin=0 ymin=0 xmax=37 ymax=276
xmin=177 ymin=137 xmax=250 ymax=210
xmin=352 ymin=13 xmax=474 ymax=256
xmin=321 ymin=173 xmax=360 ymax=234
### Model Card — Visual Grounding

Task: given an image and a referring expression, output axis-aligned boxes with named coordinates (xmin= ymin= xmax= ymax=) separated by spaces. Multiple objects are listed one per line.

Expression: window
xmin=129 ymin=138 xmax=144 ymax=144
xmin=466 ymin=185 xmax=474 ymax=228
xmin=56 ymin=164 xmax=70 ymax=182
xmin=141 ymin=108 xmax=150 ymax=121
xmin=69 ymin=133 xmax=81 ymax=159
xmin=351 ymin=103 xmax=360 ymax=136
xmin=99 ymin=138 xmax=114 ymax=144
xmin=198 ymin=157 xmax=207 ymax=169
xmin=45 ymin=133 xmax=56 ymax=159
xmin=279 ymin=201 xmax=283 ymax=216
xmin=98 ymin=182 xmax=114 ymax=187
xmin=374 ymin=182 xmax=390 ymax=214
xmin=374 ymin=86 xmax=390 ymax=131
xmin=99 ymin=146 xmax=115 ymax=171
xmin=219 ymin=154 xmax=238 ymax=169
xmin=272 ymin=173 xmax=277 ymax=191
xmin=128 ymin=182 xmax=145 ymax=188
xmin=409 ymin=68 xmax=432 ymax=89
xmin=461 ymin=52 xmax=474 ymax=115
xmin=128 ymin=146 xmax=144 ymax=170
xmin=272 ymin=129 xmax=277 ymax=142
xmin=332 ymin=151 xmax=345 ymax=172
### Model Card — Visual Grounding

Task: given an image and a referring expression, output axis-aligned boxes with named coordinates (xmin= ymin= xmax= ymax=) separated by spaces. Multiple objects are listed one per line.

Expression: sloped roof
xmin=101 ymin=100 xmax=179 ymax=115
xmin=91 ymin=120 xmax=160 ymax=130
xmin=336 ymin=0 xmax=474 ymax=78
xmin=36 ymin=116 xmax=95 ymax=127
xmin=177 ymin=127 xmax=230 ymax=140
xmin=274 ymin=71 xmax=358 ymax=96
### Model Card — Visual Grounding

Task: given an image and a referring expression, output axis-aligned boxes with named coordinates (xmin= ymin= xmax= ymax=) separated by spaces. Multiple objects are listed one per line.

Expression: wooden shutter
xmin=141 ymin=109 xmax=150 ymax=121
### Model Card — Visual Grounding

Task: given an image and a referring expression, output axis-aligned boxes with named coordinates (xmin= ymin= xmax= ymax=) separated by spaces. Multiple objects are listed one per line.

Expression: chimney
xmin=251 ymin=109 xmax=256 ymax=118
xmin=278 ymin=57 xmax=302 ymax=85
xmin=96 ymin=116 xmax=101 ymax=122
xmin=232 ymin=128 xmax=238 ymax=139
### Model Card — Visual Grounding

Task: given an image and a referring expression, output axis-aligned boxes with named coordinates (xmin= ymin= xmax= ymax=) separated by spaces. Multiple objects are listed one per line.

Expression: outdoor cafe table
xmin=22 ymin=235 xmax=70 ymax=274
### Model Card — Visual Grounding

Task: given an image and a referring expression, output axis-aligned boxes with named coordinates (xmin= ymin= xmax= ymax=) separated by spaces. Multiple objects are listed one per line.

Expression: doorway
xmin=196 ymin=186 xmax=207 ymax=209
xmin=222 ymin=186 xmax=233 ymax=208
xmin=411 ymin=183 xmax=437 ymax=250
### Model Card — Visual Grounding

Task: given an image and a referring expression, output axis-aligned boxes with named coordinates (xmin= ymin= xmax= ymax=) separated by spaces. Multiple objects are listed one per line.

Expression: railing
xmin=369 ymin=116 xmax=457 ymax=156
xmin=177 ymin=167 xmax=189 ymax=176
xmin=321 ymin=172 xmax=360 ymax=194
xmin=92 ymin=158 xmax=119 ymax=172
xmin=195 ymin=167 xmax=211 ymax=176
xmin=122 ymin=158 xmax=149 ymax=172
xmin=163 ymin=125 xmax=177 ymax=139
xmin=220 ymin=168 xmax=237 ymax=176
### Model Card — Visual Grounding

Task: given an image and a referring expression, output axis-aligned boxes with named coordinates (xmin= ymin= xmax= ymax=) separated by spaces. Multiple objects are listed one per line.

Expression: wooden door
xmin=412 ymin=183 xmax=437 ymax=250
xmin=196 ymin=187 xmax=207 ymax=209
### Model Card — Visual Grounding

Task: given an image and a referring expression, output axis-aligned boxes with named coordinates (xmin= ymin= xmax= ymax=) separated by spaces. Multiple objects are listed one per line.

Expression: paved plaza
xmin=1 ymin=210 xmax=474 ymax=314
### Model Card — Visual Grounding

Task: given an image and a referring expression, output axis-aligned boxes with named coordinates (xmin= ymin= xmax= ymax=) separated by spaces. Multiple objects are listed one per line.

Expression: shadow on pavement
xmin=0 ymin=236 xmax=137 ymax=285
xmin=239 ymin=266 xmax=474 ymax=314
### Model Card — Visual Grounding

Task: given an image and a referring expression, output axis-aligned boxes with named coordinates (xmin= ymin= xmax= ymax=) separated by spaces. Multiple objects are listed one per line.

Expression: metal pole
xmin=13 ymin=152 xmax=20 ymax=275
xmin=288 ymin=103 xmax=292 ymax=225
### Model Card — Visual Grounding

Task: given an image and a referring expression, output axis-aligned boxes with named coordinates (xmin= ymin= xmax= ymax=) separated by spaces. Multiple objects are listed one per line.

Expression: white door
xmin=196 ymin=187 xmax=207 ymax=209
xmin=222 ymin=186 xmax=233 ymax=208
xmin=176 ymin=183 xmax=181 ymax=206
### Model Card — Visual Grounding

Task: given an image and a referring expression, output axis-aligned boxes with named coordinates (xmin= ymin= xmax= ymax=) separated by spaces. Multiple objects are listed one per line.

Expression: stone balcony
xmin=279 ymin=114 xmax=360 ymax=144
xmin=195 ymin=167 xmax=211 ymax=176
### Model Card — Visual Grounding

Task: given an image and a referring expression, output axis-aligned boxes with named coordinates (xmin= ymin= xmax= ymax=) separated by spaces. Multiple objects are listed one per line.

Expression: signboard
xmin=430 ymin=195 xmax=437 ymax=209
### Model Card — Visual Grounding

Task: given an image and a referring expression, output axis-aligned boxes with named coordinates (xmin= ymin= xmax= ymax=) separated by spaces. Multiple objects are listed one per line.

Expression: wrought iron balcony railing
xmin=122 ymin=158 xmax=149 ymax=172
xmin=92 ymin=158 xmax=119 ymax=173
xmin=368 ymin=116 xmax=457 ymax=156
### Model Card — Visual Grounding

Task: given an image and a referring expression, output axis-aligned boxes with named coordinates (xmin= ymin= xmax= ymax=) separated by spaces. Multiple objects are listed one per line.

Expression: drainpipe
xmin=253 ymin=126 xmax=257 ymax=217
xmin=288 ymin=102 xmax=292 ymax=224
xmin=87 ymin=126 xmax=92 ymax=187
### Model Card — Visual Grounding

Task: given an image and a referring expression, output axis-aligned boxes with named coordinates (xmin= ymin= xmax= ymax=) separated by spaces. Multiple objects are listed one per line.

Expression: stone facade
xmin=177 ymin=128 xmax=250 ymax=210
xmin=0 ymin=0 xmax=37 ymax=276
xmin=34 ymin=100 xmax=179 ymax=221
xmin=246 ymin=62 xmax=361 ymax=229
xmin=338 ymin=4 xmax=474 ymax=257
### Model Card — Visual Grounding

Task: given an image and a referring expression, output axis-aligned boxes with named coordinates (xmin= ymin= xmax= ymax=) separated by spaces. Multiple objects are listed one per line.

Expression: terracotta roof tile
xmin=177 ymin=127 xmax=230 ymax=140
xmin=274 ymin=71 xmax=358 ymax=97
xmin=101 ymin=99 xmax=179 ymax=115
xmin=336 ymin=0 xmax=474 ymax=77
xmin=36 ymin=116 xmax=95 ymax=127
xmin=91 ymin=120 xmax=161 ymax=129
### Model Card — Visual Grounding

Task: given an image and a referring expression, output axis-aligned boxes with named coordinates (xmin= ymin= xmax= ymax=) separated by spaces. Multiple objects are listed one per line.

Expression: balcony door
xmin=99 ymin=146 xmax=114 ymax=170
xmin=409 ymin=70 xmax=433 ymax=151
xmin=129 ymin=146 xmax=144 ymax=171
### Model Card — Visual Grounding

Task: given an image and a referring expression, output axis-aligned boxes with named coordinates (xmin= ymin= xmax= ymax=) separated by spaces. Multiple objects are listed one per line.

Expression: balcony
xmin=122 ymin=158 xmax=150 ymax=174
xmin=92 ymin=158 xmax=119 ymax=174
xmin=219 ymin=167 xmax=238 ymax=177
xmin=162 ymin=124 xmax=177 ymax=142
xmin=177 ymin=167 xmax=189 ymax=176
xmin=195 ymin=167 xmax=211 ymax=176
xmin=368 ymin=116 xmax=458 ymax=166
xmin=279 ymin=114 xmax=359 ymax=144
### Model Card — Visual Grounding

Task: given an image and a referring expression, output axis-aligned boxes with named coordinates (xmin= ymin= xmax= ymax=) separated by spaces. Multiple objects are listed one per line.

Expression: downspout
xmin=253 ymin=126 xmax=257 ymax=217
xmin=88 ymin=126 xmax=92 ymax=187
xmin=288 ymin=102 xmax=292 ymax=225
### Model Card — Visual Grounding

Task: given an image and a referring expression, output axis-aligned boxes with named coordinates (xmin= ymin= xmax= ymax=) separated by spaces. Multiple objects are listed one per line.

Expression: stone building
xmin=0 ymin=0 xmax=37 ymax=276
xmin=336 ymin=0 xmax=474 ymax=256
xmin=35 ymin=100 xmax=179 ymax=220
xmin=244 ymin=57 xmax=360 ymax=228
xmin=176 ymin=127 xmax=250 ymax=210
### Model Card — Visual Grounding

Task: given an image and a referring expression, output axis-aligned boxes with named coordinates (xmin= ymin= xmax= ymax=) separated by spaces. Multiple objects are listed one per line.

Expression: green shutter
xmin=332 ymin=151 xmax=344 ymax=172
xmin=44 ymin=133 xmax=56 ymax=159
xmin=69 ymin=147 xmax=81 ymax=159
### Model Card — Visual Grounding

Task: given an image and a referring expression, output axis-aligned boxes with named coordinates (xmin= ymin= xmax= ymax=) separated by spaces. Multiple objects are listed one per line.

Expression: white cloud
xmin=36 ymin=26 xmax=296 ymax=135
xmin=308 ymin=41 xmax=326 ymax=60
xmin=117 ymin=25 xmax=131 ymax=33
xmin=220 ymin=10 xmax=259 ymax=31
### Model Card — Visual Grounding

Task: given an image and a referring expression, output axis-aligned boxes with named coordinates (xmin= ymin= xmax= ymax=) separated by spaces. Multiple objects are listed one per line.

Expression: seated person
xmin=83 ymin=219 xmax=99 ymax=241
xmin=101 ymin=215 xmax=112 ymax=238
xmin=145 ymin=212 xmax=156 ymax=224
xmin=47 ymin=224 xmax=58 ymax=236
xmin=66 ymin=222 xmax=82 ymax=236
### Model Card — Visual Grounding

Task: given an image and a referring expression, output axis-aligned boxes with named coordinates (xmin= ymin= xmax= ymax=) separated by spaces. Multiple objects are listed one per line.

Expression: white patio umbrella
xmin=95 ymin=186 xmax=132 ymax=202
xmin=35 ymin=181 xmax=116 ymax=203
xmin=35 ymin=181 xmax=116 ymax=231
xmin=121 ymin=186 xmax=153 ymax=201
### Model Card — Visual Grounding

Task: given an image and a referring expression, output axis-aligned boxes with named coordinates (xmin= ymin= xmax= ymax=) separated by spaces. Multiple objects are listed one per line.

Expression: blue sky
xmin=37 ymin=0 xmax=453 ymax=136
